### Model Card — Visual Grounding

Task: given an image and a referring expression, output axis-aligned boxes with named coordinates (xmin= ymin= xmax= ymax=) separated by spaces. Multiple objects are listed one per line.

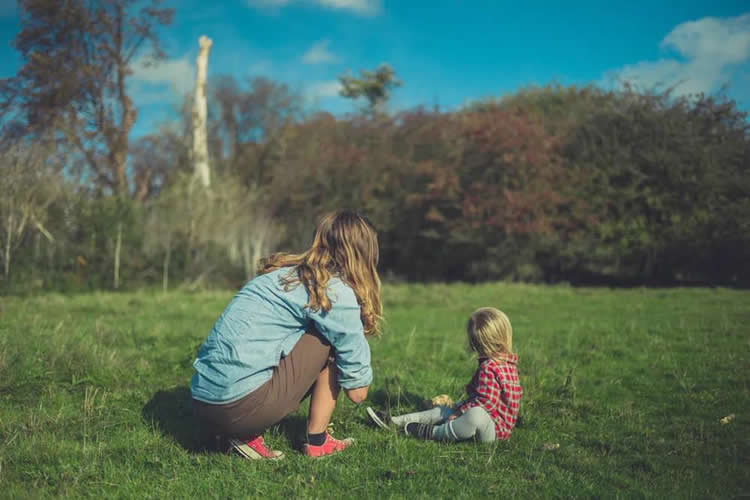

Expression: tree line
xmin=1 ymin=0 xmax=748 ymax=293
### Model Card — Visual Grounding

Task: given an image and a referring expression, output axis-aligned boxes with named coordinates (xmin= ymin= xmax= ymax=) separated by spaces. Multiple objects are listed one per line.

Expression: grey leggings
xmin=392 ymin=406 xmax=496 ymax=443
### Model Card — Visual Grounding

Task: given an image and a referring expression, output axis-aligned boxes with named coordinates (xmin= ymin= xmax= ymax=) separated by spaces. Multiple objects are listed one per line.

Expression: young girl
xmin=367 ymin=307 xmax=522 ymax=443
xmin=191 ymin=210 xmax=382 ymax=459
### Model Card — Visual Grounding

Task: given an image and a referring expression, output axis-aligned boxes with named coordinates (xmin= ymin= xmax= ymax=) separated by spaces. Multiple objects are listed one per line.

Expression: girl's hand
xmin=448 ymin=412 xmax=459 ymax=421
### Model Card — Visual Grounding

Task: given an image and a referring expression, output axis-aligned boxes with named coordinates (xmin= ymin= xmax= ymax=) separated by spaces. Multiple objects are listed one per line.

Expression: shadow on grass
xmin=142 ymin=386 xmax=211 ymax=453
xmin=368 ymin=376 xmax=434 ymax=417
xmin=271 ymin=414 xmax=309 ymax=451
xmin=142 ymin=387 xmax=314 ymax=453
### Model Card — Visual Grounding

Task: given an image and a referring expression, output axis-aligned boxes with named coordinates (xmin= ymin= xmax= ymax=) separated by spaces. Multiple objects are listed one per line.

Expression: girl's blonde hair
xmin=467 ymin=307 xmax=513 ymax=358
xmin=258 ymin=210 xmax=382 ymax=336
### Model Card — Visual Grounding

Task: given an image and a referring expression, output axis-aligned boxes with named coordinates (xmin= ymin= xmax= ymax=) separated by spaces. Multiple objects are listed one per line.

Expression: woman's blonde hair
xmin=467 ymin=307 xmax=513 ymax=358
xmin=257 ymin=210 xmax=382 ymax=336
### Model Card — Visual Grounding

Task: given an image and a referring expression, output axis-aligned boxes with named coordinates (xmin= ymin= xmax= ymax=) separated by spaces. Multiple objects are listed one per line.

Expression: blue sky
xmin=1 ymin=0 xmax=749 ymax=136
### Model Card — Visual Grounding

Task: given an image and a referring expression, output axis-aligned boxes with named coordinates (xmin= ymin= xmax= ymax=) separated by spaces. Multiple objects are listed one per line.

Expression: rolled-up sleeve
xmin=308 ymin=284 xmax=372 ymax=390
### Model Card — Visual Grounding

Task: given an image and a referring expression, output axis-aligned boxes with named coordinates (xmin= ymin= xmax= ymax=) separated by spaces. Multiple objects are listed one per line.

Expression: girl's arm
xmin=457 ymin=363 xmax=502 ymax=415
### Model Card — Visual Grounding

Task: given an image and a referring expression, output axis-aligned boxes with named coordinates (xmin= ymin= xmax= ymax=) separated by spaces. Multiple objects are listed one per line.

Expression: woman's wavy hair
xmin=257 ymin=210 xmax=382 ymax=336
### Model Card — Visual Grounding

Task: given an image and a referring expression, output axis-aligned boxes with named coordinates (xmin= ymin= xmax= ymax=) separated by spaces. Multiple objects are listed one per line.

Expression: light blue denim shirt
xmin=190 ymin=267 xmax=372 ymax=404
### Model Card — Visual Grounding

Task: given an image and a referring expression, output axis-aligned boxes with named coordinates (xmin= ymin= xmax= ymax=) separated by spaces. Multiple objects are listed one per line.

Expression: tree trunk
xmin=241 ymin=233 xmax=252 ymax=278
xmin=192 ymin=36 xmax=212 ymax=189
xmin=112 ymin=4 xmax=136 ymax=197
xmin=186 ymin=208 xmax=195 ymax=278
xmin=162 ymin=237 xmax=171 ymax=293
xmin=114 ymin=221 xmax=122 ymax=289
xmin=32 ymin=232 xmax=40 ymax=283
xmin=250 ymin=222 xmax=268 ymax=279
xmin=3 ymin=213 xmax=12 ymax=280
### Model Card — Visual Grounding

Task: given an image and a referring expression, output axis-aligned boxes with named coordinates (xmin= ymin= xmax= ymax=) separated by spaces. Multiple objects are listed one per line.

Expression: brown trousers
xmin=192 ymin=331 xmax=332 ymax=438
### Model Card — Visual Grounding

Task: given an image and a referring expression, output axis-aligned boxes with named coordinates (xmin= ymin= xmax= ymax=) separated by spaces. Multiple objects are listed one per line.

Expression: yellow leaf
xmin=720 ymin=414 xmax=735 ymax=425
xmin=430 ymin=394 xmax=454 ymax=407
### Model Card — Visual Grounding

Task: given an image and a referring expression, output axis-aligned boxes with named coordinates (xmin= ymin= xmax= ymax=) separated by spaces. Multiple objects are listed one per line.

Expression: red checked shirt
xmin=458 ymin=353 xmax=522 ymax=440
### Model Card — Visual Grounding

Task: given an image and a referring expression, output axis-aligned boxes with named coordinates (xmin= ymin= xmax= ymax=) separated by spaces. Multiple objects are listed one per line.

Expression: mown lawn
xmin=1 ymin=283 xmax=749 ymax=498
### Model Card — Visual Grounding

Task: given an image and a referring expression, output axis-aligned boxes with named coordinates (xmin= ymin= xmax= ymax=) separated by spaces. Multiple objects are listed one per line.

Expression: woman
xmin=191 ymin=210 xmax=382 ymax=459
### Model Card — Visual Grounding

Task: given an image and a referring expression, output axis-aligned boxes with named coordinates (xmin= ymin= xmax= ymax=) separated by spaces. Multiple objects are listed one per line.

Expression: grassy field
xmin=1 ymin=283 xmax=749 ymax=498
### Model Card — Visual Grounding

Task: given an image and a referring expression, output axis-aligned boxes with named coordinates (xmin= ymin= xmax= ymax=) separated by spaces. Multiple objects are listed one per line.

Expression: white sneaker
xmin=366 ymin=407 xmax=392 ymax=430
xmin=227 ymin=436 xmax=284 ymax=460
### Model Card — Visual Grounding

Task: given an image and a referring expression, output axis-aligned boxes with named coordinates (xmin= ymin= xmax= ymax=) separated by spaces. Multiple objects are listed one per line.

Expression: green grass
xmin=1 ymin=283 xmax=749 ymax=498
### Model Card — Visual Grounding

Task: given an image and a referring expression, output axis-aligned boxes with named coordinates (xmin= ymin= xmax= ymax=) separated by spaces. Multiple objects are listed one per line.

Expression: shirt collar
xmin=479 ymin=353 xmax=518 ymax=365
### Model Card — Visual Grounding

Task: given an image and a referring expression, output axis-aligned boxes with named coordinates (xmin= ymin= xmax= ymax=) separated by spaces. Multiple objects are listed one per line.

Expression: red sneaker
xmin=303 ymin=433 xmax=355 ymax=458
xmin=228 ymin=435 xmax=284 ymax=460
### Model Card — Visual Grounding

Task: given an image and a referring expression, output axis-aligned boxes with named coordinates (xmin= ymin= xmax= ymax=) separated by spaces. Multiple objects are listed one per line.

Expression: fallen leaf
xmin=431 ymin=394 xmax=454 ymax=407
xmin=720 ymin=414 xmax=735 ymax=425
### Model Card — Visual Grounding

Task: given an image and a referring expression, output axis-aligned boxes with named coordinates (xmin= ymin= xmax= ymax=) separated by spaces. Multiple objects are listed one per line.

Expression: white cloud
xmin=130 ymin=56 xmax=195 ymax=103
xmin=315 ymin=0 xmax=378 ymax=15
xmin=608 ymin=14 xmax=750 ymax=96
xmin=302 ymin=40 xmax=338 ymax=64
xmin=614 ymin=59 xmax=718 ymax=96
xmin=662 ymin=14 xmax=750 ymax=64
xmin=247 ymin=0 xmax=379 ymax=16
xmin=247 ymin=0 xmax=292 ymax=8
xmin=307 ymin=80 xmax=343 ymax=98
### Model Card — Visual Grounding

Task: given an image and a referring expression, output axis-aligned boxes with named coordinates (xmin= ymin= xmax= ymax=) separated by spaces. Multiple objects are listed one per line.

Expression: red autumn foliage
xmin=407 ymin=105 xmax=582 ymax=238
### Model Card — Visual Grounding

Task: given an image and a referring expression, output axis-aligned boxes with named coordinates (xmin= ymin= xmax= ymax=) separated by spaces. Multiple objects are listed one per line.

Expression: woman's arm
xmin=308 ymin=284 xmax=373 ymax=393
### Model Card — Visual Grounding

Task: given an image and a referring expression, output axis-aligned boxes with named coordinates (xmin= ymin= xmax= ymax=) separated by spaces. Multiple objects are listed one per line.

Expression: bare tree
xmin=144 ymin=187 xmax=182 ymax=292
xmin=220 ymin=188 xmax=282 ymax=279
xmin=186 ymin=175 xmax=282 ymax=283
xmin=0 ymin=141 xmax=61 ymax=280
xmin=192 ymin=36 xmax=212 ymax=189
xmin=144 ymin=172 xmax=282 ymax=289
xmin=211 ymin=75 xmax=302 ymax=186
xmin=0 ymin=0 xmax=173 ymax=289
xmin=130 ymin=127 xmax=190 ymax=199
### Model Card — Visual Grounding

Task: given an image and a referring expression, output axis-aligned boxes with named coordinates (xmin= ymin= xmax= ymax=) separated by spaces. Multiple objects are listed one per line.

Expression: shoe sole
xmin=366 ymin=407 xmax=390 ymax=430
xmin=228 ymin=438 xmax=284 ymax=460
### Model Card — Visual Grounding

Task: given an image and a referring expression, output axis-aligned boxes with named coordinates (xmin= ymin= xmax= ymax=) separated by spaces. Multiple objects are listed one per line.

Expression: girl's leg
xmin=391 ymin=405 xmax=455 ymax=426
xmin=307 ymin=361 xmax=340 ymax=434
xmin=432 ymin=406 xmax=496 ymax=443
